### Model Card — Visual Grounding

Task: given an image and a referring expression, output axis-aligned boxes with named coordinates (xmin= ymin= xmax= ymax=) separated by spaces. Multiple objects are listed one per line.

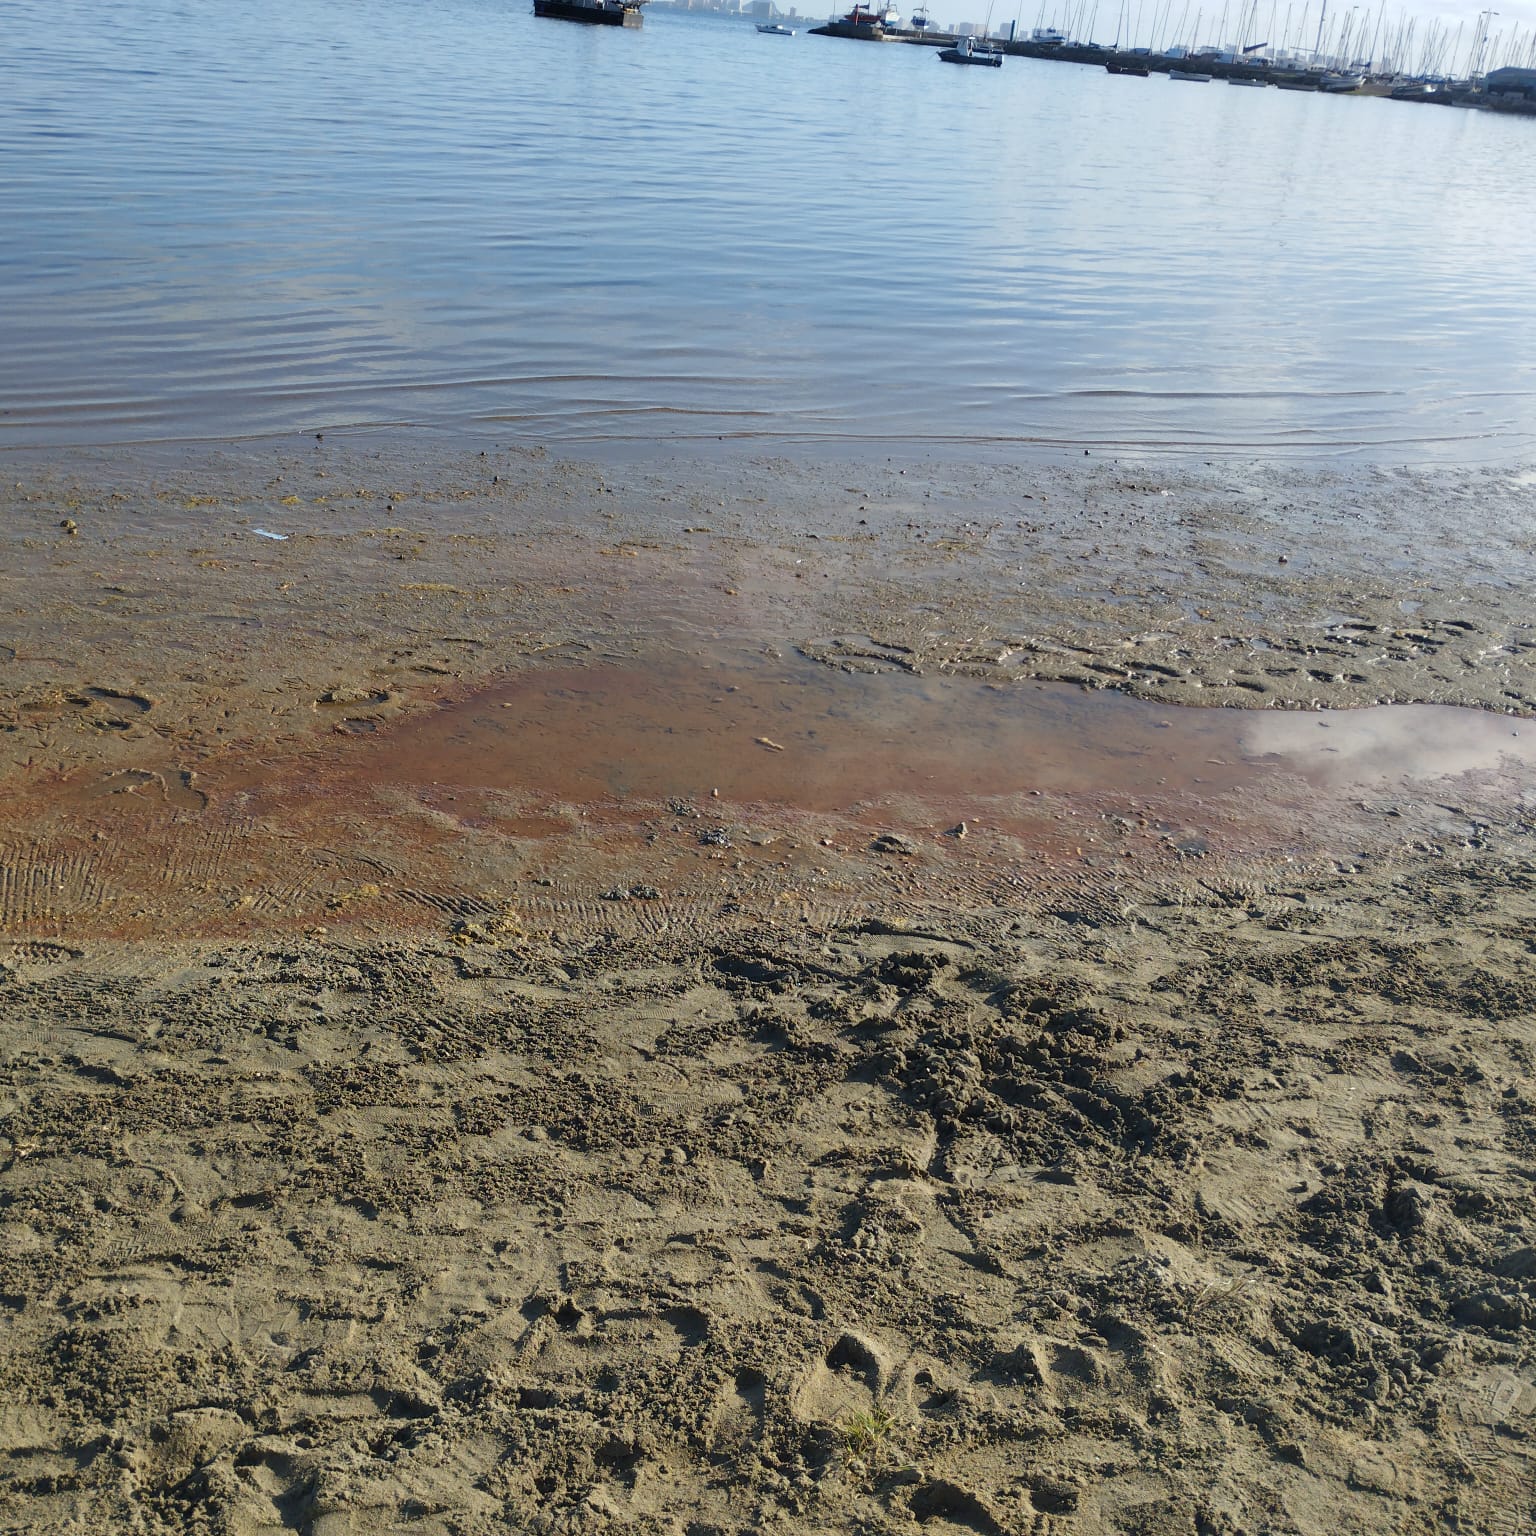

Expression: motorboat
xmin=939 ymin=35 xmax=1002 ymax=64
xmin=757 ymin=20 xmax=796 ymax=32
xmin=1389 ymin=81 xmax=1457 ymax=103
xmin=1168 ymin=67 xmax=1213 ymax=80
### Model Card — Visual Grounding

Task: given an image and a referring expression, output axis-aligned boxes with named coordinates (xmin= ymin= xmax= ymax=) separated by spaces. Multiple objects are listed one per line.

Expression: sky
xmin=1362 ymin=2 xmax=1536 ymax=71
xmin=1428 ymin=1 xmax=1536 ymax=63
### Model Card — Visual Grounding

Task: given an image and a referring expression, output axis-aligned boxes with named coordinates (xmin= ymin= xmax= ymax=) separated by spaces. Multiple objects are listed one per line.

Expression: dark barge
xmin=533 ymin=0 xmax=645 ymax=26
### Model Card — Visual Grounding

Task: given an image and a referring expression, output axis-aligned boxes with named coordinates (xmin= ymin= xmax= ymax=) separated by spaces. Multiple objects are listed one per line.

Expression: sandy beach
xmin=2 ymin=439 xmax=1534 ymax=1535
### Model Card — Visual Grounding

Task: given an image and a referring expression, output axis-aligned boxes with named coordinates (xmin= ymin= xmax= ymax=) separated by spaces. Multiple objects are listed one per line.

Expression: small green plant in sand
xmin=838 ymin=1405 xmax=921 ymax=1487
xmin=840 ymin=1404 xmax=897 ymax=1461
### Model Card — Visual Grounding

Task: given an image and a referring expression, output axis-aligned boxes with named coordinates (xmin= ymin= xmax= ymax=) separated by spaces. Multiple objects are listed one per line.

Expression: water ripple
xmin=2 ymin=0 xmax=1533 ymax=459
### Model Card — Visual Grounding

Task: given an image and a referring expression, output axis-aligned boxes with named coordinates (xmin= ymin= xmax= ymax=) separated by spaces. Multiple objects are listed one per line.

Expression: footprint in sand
xmin=67 ymin=686 xmax=153 ymax=731
xmin=791 ymin=1330 xmax=889 ymax=1425
xmin=316 ymin=686 xmax=397 ymax=735
xmin=92 ymin=768 xmax=208 ymax=812
xmin=706 ymin=1366 xmax=768 ymax=1460
xmin=0 ymin=940 xmax=84 ymax=980
xmin=909 ymin=1477 xmax=1007 ymax=1535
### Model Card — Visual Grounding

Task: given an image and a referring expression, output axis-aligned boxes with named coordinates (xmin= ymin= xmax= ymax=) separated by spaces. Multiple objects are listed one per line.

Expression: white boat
xmin=757 ymin=20 xmax=796 ymax=32
xmin=939 ymin=35 xmax=1003 ymax=64
xmin=1169 ymin=68 xmax=1213 ymax=80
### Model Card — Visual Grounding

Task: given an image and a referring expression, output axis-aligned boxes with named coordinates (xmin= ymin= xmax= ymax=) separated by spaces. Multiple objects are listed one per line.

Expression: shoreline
xmin=5 ymin=443 xmax=1536 ymax=765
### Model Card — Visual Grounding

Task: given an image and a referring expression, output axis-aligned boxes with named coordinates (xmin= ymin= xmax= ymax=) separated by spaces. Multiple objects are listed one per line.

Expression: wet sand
xmin=2 ymin=439 xmax=1535 ymax=1535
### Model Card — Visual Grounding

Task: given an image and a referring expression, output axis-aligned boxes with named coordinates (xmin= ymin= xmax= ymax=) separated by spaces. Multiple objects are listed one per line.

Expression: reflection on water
xmin=1242 ymin=703 xmax=1534 ymax=787
xmin=3 ymin=0 xmax=1534 ymax=458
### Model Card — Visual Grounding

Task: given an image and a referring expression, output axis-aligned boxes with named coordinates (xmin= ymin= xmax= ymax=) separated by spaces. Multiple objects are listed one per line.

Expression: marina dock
xmin=805 ymin=20 xmax=1536 ymax=111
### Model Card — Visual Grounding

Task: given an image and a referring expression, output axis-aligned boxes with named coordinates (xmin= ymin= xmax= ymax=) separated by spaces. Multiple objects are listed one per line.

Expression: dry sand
xmin=1 ymin=439 xmax=1534 ymax=1535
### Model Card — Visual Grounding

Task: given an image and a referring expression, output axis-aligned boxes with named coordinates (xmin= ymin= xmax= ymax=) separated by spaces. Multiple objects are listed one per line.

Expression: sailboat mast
xmin=1172 ymin=0 xmax=1191 ymax=48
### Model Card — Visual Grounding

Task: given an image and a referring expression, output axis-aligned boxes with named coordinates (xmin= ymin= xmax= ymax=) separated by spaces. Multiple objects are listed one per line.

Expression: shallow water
xmin=4 ymin=0 xmax=1534 ymax=460
xmin=288 ymin=652 xmax=1536 ymax=815
xmin=15 ymin=647 xmax=1531 ymax=940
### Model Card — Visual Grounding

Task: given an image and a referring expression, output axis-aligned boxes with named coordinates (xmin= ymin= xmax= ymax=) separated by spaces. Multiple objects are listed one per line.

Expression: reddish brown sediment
xmin=4 ymin=648 xmax=1531 ymax=942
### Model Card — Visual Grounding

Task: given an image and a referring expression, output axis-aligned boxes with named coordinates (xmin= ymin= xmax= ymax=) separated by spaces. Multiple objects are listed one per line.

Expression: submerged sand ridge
xmin=2 ymin=442 xmax=1536 ymax=1535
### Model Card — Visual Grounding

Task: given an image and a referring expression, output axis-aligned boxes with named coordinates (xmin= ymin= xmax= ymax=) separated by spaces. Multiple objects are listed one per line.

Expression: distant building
xmin=1485 ymin=66 xmax=1536 ymax=99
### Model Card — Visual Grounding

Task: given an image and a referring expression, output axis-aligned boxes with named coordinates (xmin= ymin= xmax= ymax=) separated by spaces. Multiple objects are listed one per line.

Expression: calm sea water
xmin=3 ymin=0 xmax=1533 ymax=461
